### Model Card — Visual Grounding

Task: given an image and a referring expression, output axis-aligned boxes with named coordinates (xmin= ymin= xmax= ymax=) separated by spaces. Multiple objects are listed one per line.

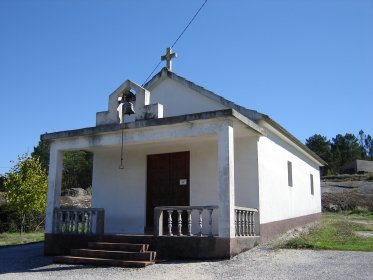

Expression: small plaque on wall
xmin=179 ymin=179 xmax=187 ymax=186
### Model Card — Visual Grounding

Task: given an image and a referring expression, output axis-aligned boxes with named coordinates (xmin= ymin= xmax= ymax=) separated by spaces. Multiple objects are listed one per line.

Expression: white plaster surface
xmin=257 ymin=129 xmax=321 ymax=225
xmin=45 ymin=146 xmax=63 ymax=234
xmin=86 ymin=128 xmax=261 ymax=236
xmin=97 ymin=75 xmax=227 ymax=125
xmin=91 ymin=139 xmax=222 ymax=235
xmin=217 ymin=123 xmax=236 ymax=238
xmin=234 ymin=136 xmax=260 ymax=210
xmin=148 ymin=77 xmax=227 ymax=118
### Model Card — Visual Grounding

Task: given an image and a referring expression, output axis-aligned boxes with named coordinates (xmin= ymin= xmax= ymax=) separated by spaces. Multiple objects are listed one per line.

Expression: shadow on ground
xmin=0 ymin=242 xmax=89 ymax=275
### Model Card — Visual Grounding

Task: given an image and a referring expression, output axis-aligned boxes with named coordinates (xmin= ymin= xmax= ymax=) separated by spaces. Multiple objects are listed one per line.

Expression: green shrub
xmin=0 ymin=205 xmax=44 ymax=233
xmin=0 ymin=205 xmax=19 ymax=233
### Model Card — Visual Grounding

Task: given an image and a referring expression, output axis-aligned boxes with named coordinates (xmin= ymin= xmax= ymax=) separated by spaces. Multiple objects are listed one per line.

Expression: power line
xmin=141 ymin=61 xmax=163 ymax=87
xmin=142 ymin=0 xmax=208 ymax=86
xmin=171 ymin=0 xmax=208 ymax=49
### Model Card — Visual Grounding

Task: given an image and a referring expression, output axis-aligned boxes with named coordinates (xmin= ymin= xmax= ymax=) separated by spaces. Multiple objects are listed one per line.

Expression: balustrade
xmin=154 ymin=206 xmax=218 ymax=237
xmin=234 ymin=207 xmax=258 ymax=236
xmin=53 ymin=208 xmax=104 ymax=235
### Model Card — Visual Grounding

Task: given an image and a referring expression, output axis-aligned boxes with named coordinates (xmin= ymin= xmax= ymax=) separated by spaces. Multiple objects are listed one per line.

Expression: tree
xmin=331 ymin=133 xmax=363 ymax=173
xmin=32 ymin=139 xmax=50 ymax=173
xmin=32 ymin=140 xmax=93 ymax=190
xmin=62 ymin=151 xmax=93 ymax=190
xmin=0 ymin=175 xmax=5 ymax=192
xmin=305 ymin=134 xmax=332 ymax=161
xmin=305 ymin=134 xmax=332 ymax=175
xmin=4 ymin=154 xmax=47 ymax=233
xmin=358 ymin=130 xmax=373 ymax=160
xmin=365 ymin=134 xmax=373 ymax=159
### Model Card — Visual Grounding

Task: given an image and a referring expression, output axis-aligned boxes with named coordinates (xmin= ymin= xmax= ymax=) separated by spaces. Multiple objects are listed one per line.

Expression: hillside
xmin=321 ymin=174 xmax=373 ymax=211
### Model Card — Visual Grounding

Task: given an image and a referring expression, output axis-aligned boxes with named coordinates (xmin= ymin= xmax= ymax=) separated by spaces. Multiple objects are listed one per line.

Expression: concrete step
xmin=88 ymin=242 xmax=149 ymax=252
xmin=103 ymin=235 xmax=154 ymax=245
xmin=54 ymin=255 xmax=154 ymax=268
xmin=71 ymin=249 xmax=156 ymax=261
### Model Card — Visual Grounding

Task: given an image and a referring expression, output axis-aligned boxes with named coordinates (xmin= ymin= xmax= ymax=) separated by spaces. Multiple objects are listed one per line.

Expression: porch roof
xmin=41 ymin=109 xmax=265 ymax=141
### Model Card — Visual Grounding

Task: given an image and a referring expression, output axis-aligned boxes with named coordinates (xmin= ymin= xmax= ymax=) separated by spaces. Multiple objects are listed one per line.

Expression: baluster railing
xmin=167 ymin=210 xmax=173 ymax=236
xmin=237 ymin=210 xmax=242 ymax=236
xmin=53 ymin=208 xmax=104 ymax=235
xmin=208 ymin=208 xmax=213 ymax=237
xmin=177 ymin=210 xmax=183 ymax=236
xmin=250 ymin=212 xmax=255 ymax=236
xmin=74 ymin=211 xmax=79 ymax=234
xmin=187 ymin=209 xmax=192 ymax=236
xmin=234 ymin=206 xmax=258 ymax=237
xmin=198 ymin=209 xmax=203 ymax=236
xmin=244 ymin=211 xmax=248 ymax=236
xmin=154 ymin=206 xmax=218 ymax=237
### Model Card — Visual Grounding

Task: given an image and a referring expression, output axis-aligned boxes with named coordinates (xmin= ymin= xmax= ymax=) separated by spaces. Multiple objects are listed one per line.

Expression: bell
xmin=123 ymin=101 xmax=135 ymax=115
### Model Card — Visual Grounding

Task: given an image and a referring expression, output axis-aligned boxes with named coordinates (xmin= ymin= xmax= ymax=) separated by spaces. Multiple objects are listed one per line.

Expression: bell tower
xmin=96 ymin=80 xmax=163 ymax=126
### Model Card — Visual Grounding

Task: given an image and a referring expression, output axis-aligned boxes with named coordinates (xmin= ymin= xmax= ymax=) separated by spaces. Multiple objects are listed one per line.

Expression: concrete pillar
xmin=45 ymin=144 xmax=63 ymax=234
xmin=135 ymin=88 xmax=150 ymax=120
xmin=218 ymin=122 xmax=235 ymax=238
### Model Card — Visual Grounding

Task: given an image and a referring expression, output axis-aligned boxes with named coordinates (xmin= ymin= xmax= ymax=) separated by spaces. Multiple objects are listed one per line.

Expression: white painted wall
xmin=92 ymin=148 xmax=146 ymax=234
xmin=149 ymin=78 xmax=227 ymax=118
xmin=234 ymin=136 xmax=260 ymax=210
xmin=91 ymin=139 xmax=221 ymax=234
xmin=257 ymin=129 xmax=321 ymax=225
xmin=91 ymin=132 xmax=261 ymax=235
xmin=97 ymin=76 xmax=227 ymax=125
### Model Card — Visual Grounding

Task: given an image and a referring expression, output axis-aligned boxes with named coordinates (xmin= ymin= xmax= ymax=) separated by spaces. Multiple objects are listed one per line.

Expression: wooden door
xmin=146 ymin=151 xmax=190 ymax=231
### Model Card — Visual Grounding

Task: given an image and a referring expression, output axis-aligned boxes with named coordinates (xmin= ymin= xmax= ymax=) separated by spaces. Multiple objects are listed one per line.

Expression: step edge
xmin=54 ymin=255 xmax=155 ymax=264
xmin=71 ymin=249 xmax=155 ymax=254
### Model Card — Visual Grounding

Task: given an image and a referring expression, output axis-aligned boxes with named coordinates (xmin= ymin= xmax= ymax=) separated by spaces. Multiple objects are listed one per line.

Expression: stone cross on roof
xmin=161 ymin=47 xmax=177 ymax=71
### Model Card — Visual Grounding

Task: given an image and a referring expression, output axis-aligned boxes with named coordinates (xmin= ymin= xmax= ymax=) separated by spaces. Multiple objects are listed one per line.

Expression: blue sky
xmin=0 ymin=0 xmax=372 ymax=174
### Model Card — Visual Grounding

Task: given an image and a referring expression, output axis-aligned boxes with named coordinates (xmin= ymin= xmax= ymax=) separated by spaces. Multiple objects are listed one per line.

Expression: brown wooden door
xmin=146 ymin=151 xmax=190 ymax=231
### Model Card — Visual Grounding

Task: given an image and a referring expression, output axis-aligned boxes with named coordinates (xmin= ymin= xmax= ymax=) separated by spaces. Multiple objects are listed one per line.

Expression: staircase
xmin=53 ymin=241 xmax=156 ymax=268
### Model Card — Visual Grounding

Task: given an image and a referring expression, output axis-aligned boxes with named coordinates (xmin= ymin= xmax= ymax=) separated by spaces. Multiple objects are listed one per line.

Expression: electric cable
xmin=141 ymin=0 xmax=208 ymax=86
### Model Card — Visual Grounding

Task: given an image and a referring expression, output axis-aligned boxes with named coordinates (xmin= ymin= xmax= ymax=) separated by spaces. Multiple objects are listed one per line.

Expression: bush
xmin=0 ymin=205 xmax=19 ymax=233
xmin=0 ymin=205 xmax=45 ymax=233
xmin=1 ymin=199 xmax=45 ymax=233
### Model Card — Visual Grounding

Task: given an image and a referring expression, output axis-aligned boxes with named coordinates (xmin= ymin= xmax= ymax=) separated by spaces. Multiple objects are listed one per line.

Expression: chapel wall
xmin=91 ymin=139 xmax=220 ymax=235
xmin=257 ymin=130 xmax=322 ymax=225
xmin=149 ymin=78 xmax=227 ymax=118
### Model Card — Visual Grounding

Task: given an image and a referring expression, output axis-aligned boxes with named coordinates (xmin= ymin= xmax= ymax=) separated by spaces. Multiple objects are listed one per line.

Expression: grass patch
xmin=0 ymin=231 xmax=44 ymax=247
xmin=282 ymin=212 xmax=373 ymax=252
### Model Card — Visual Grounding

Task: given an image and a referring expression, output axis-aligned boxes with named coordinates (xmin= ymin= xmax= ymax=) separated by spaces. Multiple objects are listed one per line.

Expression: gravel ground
xmin=0 ymin=242 xmax=372 ymax=280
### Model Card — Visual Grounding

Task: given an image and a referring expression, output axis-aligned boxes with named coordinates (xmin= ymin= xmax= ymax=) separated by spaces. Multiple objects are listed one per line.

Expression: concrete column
xmin=135 ymin=88 xmax=150 ymax=120
xmin=218 ymin=122 xmax=235 ymax=238
xmin=45 ymin=144 xmax=63 ymax=234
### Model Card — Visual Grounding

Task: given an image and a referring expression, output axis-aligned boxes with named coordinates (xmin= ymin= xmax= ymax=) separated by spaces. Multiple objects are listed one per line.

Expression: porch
xmin=43 ymin=110 xmax=264 ymax=260
xmin=46 ymin=206 xmax=260 ymax=261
